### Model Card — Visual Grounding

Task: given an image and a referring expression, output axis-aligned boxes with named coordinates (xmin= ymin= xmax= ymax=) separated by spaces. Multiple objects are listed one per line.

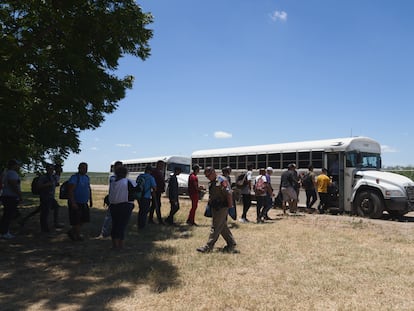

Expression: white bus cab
xmin=110 ymin=156 xmax=191 ymax=195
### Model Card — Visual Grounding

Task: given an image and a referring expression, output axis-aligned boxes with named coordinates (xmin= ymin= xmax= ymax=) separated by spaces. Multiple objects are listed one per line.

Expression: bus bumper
xmin=385 ymin=198 xmax=414 ymax=212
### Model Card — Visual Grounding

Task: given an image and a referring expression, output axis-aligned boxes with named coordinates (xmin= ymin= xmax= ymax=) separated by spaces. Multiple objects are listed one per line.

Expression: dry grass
xmin=1 ymin=186 xmax=414 ymax=311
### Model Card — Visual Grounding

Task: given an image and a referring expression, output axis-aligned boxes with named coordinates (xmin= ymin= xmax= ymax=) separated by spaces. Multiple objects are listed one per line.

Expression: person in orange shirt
xmin=316 ymin=168 xmax=332 ymax=214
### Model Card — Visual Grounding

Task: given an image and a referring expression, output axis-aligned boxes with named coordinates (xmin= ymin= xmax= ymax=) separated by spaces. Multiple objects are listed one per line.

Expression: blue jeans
xmin=100 ymin=208 xmax=112 ymax=237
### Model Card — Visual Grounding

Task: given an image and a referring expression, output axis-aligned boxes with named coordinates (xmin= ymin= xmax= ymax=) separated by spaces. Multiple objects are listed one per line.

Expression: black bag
xmin=204 ymin=204 xmax=212 ymax=217
xmin=301 ymin=172 xmax=313 ymax=190
xmin=31 ymin=176 xmax=40 ymax=195
xmin=274 ymin=191 xmax=283 ymax=208
xmin=59 ymin=180 xmax=70 ymax=199
xmin=235 ymin=174 xmax=247 ymax=188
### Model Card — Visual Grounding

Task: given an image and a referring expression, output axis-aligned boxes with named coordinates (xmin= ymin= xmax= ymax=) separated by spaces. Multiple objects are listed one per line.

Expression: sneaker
xmin=263 ymin=215 xmax=273 ymax=220
xmin=196 ymin=245 xmax=211 ymax=253
xmin=238 ymin=218 xmax=248 ymax=223
xmin=1 ymin=232 xmax=15 ymax=240
xmin=222 ymin=245 xmax=239 ymax=254
xmin=186 ymin=220 xmax=198 ymax=226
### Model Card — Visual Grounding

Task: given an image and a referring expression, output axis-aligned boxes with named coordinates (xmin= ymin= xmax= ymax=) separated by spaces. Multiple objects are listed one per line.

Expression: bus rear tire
xmin=354 ymin=191 xmax=384 ymax=219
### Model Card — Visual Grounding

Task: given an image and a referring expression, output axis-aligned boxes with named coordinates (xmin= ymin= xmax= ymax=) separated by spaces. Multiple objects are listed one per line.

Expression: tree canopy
xmin=0 ymin=1 xmax=153 ymax=169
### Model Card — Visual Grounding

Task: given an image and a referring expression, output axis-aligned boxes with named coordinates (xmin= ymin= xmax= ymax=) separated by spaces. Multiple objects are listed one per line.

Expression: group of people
xmin=1 ymin=158 xmax=335 ymax=255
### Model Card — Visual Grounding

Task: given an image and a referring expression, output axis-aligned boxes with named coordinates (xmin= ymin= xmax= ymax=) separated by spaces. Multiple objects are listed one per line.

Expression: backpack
xmin=236 ymin=173 xmax=248 ymax=189
xmin=59 ymin=173 xmax=81 ymax=200
xmin=254 ymin=176 xmax=266 ymax=195
xmin=134 ymin=175 xmax=146 ymax=200
xmin=31 ymin=176 xmax=41 ymax=195
xmin=301 ymin=172 xmax=313 ymax=190
xmin=59 ymin=180 xmax=70 ymax=199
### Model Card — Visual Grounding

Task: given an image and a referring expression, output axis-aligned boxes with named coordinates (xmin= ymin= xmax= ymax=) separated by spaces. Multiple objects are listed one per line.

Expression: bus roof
xmin=111 ymin=155 xmax=191 ymax=166
xmin=191 ymin=137 xmax=381 ymax=157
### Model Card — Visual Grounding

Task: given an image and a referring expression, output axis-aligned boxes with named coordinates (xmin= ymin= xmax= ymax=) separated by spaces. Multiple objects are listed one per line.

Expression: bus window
xmin=312 ymin=151 xmax=323 ymax=168
xmin=268 ymin=153 xmax=280 ymax=170
xmin=220 ymin=156 xmax=228 ymax=168
xmin=282 ymin=152 xmax=296 ymax=168
xmin=247 ymin=155 xmax=256 ymax=168
xmin=229 ymin=156 xmax=237 ymax=169
xmin=361 ymin=153 xmax=381 ymax=169
xmin=258 ymin=154 xmax=266 ymax=169
xmin=237 ymin=155 xmax=246 ymax=169
xmin=298 ymin=151 xmax=311 ymax=169
xmin=346 ymin=153 xmax=358 ymax=167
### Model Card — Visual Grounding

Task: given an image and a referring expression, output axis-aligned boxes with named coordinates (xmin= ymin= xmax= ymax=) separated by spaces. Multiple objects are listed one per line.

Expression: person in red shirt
xmin=186 ymin=164 xmax=204 ymax=226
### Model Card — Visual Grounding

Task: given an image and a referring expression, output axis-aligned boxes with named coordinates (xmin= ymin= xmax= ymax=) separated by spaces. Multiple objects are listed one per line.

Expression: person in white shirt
xmin=108 ymin=165 xmax=134 ymax=250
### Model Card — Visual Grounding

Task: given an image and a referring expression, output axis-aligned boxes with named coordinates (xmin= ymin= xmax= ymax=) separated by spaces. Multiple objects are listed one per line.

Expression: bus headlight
xmin=385 ymin=190 xmax=405 ymax=198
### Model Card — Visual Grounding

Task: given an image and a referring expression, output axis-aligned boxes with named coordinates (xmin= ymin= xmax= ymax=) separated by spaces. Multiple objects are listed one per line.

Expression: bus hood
xmin=355 ymin=170 xmax=414 ymax=189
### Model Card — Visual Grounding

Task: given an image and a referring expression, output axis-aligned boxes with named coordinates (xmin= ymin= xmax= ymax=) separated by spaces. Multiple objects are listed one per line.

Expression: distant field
xmin=24 ymin=172 xmax=109 ymax=185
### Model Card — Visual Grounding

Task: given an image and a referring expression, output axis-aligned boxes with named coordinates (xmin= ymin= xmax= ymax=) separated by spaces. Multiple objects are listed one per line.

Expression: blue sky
xmin=64 ymin=0 xmax=414 ymax=172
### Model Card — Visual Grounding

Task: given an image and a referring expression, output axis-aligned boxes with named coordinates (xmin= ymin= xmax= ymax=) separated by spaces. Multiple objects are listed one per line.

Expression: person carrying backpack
xmin=254 ymin=168 xmax=268 ymax=223
xmin=66 ymin=162 xmax=93 ymax=241
xmin=96 ymin=160 xmax=123 ymax=239
xmin=136 ymin=165 xmax=156 ymax=230
xmin=302 ymin=164 xmax=317 ymax=213
xmin=37 ymin=163 xmax=61 ymax=234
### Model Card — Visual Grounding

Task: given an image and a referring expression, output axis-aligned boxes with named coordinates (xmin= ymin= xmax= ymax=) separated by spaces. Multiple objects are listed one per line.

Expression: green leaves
xmin=0 ymin=1 xmax=153 ymax=168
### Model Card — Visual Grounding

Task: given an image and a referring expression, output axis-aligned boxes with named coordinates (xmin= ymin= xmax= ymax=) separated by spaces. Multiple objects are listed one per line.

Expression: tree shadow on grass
xmin=0 ymin=205 xmax=188 ymax=310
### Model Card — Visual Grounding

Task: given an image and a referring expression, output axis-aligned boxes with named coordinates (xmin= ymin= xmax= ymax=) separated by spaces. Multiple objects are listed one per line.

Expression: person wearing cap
xmin=166 ymin=166 xmax=181 ymax=225
xmin=0 ymin=159 xmax=23 ymax=239
xmin=280 ymin=163 xmax=299 ymax=213
xmin=197 ymin=167 xmax=237 ymax=253
xmin=186 ymin=164 xmax=204 ymax=226
xmin=137 ymin=165 xmax=157 ymax=229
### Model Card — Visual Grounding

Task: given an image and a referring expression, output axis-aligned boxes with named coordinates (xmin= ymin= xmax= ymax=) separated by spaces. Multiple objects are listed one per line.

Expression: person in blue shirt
xmin=67 ymin=162 xmax=93 ymax=241
xmin=137 ymin=165 xmax=156 ymax=229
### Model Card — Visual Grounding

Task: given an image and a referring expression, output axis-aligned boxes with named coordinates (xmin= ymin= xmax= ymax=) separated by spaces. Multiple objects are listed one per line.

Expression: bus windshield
xmin=167 ymin=162 xmax=191 ymax=174
xmin=346 ymin=152 xmax=381 ymax=169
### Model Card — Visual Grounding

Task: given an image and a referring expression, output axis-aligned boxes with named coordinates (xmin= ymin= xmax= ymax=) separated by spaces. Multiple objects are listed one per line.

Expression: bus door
xmin=327 ymin=152 xmax=344 ymax=212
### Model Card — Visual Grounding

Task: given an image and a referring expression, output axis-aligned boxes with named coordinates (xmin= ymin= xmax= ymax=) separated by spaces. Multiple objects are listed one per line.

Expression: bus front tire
xmin=354 ymin=191 xmax=384 ymax=219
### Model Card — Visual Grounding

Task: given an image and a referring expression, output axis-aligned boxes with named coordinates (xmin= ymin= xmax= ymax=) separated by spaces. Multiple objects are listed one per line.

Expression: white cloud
xmin=90 ymin=147 xmax=98 ymax=151
xmin=381 ymin=145 xmax=398 ymax=153
xmin=116 ymin=143 xmax=132 ymax=147
xmin=270 ymin=10 xmax=288 ymax=22
xmin=214 ymin=131 xmax=232 ymax=139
